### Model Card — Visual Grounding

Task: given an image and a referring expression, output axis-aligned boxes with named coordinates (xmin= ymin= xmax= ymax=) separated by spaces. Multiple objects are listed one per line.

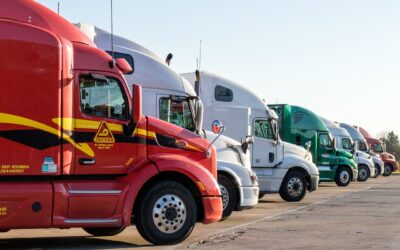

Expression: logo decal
xmin=94 ymin=122 xmax=115 ymax=144
xmin=94 ymin=122 xmax=115 ymax=150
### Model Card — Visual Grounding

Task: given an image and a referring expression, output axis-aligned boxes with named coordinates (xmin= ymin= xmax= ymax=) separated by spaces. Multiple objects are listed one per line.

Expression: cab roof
xmin=0 ymin=0 xmax=95 ymax=47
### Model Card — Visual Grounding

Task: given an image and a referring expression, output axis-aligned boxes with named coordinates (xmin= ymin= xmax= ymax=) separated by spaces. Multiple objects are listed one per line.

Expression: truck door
xmin=72 ymin=72 xmax=137 ymax=175
xmin=317 ymin=132 xmax=337 ymax=168
xmin=252 ymin=118 xmax=282 ymax=167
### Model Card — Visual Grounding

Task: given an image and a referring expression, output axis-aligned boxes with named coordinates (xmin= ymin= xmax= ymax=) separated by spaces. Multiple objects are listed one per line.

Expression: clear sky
xmin=37 ymin=0 xmax=400 ymax=137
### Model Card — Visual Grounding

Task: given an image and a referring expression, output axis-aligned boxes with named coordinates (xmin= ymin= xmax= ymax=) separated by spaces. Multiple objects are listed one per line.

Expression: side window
xmin=254 ymin=119 xmax=274 ymax=139
xmin=159 ymin=98 xmax=195 ymax=131
xmin=106 ymin=51 xmax=134 ymax=75
xmin=320 ymin=134 xmax=332 ymax=148
xmin=215 ymin=85 xmax=233 ymax=102
xmin=342 ymin=137 xmax=353 ymax=150
xmin=80 ymin=75 xmax=128 ymax=120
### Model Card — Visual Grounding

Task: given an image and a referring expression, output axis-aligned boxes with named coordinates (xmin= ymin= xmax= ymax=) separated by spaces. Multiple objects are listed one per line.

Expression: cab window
xmin=159 ymin=98 xmax=195 ymax=131
xmin=254 ymin=119 xmax=274 ymax=139
xmin=80 ymin=75 xmax=128 ymax=120
xmin=320 ymin=133 xmax=333 ymax=148
xmin=342 ymin=137 xmax=353 ymax=150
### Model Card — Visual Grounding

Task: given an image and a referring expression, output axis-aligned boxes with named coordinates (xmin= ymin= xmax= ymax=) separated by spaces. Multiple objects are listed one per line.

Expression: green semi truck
xmin=268 ymin=104 xmax=358 ymax=186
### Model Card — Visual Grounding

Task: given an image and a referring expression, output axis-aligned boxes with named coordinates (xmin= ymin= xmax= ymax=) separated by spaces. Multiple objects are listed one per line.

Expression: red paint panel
xmin=0 ymin=182 xmax=53 ymax=229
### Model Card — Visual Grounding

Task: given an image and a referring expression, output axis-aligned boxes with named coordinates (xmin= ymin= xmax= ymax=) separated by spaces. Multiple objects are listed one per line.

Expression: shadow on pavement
xmin=0 ymin=236 xmax=149 ymax=249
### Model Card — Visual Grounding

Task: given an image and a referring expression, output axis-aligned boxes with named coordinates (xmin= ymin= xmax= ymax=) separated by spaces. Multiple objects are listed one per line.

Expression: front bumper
xmin=352 ymin=168 xmax=358 ymax=181
xmin=309 ymin=174 xmax=319 ymax=192
xmin=202 ymin=196 xmax=222 ymax=224
xmin=237 ymin=185 xmax=259 ymax=210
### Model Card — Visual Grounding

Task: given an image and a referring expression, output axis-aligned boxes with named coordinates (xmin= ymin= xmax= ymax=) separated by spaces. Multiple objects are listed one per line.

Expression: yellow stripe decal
xmin=1 ymin=113 xmax=94 ymax=157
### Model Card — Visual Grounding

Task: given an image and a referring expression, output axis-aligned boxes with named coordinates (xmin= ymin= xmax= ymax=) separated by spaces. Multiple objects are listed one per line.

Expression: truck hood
xmin=337 ymin=148 xmax=353 ymax=159
xmin=283 ymin=141 xmax=312 ymax=162
xmin=204 ymin=131 xmax=251 ymax=170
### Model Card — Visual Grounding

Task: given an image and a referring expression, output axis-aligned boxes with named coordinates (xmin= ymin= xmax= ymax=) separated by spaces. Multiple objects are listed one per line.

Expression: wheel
xmin=279 ymin=171 xmax=307 ymax=202
xmin=357 ymin=165 xmax=369 ymax=182
xmin=134 ymin=181 xmax=197 ymax=245
xmin=218 ymin=175 xmax=236 ymax=221
xmin=83 ymin=226 xmax=126 ymax=237
xmin=383 ymin=164 xmax=393 ymax=176
xmin=335 ymin=166 xmax=351 ymax=187
xmin=374 ymin=163 xmax=381 ymax=178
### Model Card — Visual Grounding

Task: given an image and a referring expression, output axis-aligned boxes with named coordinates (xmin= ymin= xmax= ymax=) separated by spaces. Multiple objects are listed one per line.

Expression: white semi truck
xmin=181 ymin=71 xmax=319 ymax=202
xmin=77 ymin=23 xmax=259 ymax=220
xmin=339 ymin=123 xmax=384 ymax=177
xmin=320 ymin=118 xmax=375 ymax=181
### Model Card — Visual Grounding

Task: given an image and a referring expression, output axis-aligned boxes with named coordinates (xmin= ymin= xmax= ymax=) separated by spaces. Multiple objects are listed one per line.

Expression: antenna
xmin=198 ymin=40 xmax=202 ymax=71
xmin=109 ymin=0 xmax=115 ymax=68
xmin=57 ymin=1 xmax=60 ymax=14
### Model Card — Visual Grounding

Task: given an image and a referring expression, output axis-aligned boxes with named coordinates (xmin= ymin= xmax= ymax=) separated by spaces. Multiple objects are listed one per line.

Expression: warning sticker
xmin=94 ymin=122 xmax=115 ymax=149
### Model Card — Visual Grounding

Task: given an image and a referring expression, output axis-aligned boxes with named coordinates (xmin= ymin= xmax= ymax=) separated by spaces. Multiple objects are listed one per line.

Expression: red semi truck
xmin=0 ymin=0 xmax=222 ymax=245
xmin=358 ymin=126 xmax=399 ymax=176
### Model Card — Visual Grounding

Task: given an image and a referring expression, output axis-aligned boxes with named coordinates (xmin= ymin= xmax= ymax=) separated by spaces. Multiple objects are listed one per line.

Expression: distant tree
xmin=381 ymin=131 xmax=400 ymax=159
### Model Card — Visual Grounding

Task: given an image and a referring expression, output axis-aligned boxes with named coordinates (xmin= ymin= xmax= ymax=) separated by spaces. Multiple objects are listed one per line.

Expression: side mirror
xmin=241 ymin=135 xmax=254 ymax=154
xmin=206 ymin=120 xmax=225 ymax=158
xmin=305 ymin=141 xmax=312 ymax=151
xmin=115 ymin=58 xmax=133 ymax=74
xmin=212 ymin=120 xmax=224 ymax=134
xmin=194 ymin=99 xmax=204 ymax=134
xmin=124 ymin=84 xmax=142 ymax=136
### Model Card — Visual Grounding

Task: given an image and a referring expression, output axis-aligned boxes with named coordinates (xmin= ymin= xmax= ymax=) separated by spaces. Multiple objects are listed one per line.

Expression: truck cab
xmin=339 ymin=123 xmax=385 ymax=177
xmin=0 ymin=1 xmax=222 ymax=245
xmin=269 ymin=105 xmax=358 ymax=187
xmin=320 ymin=118 xmax=375 ymax=181
xmin=358 ymin=126 xmax=397 ymax=176
xmin=181 ymin=72 xmax=319 ymax=202
xmin=76 ymin=23 xmax=259 ymax=220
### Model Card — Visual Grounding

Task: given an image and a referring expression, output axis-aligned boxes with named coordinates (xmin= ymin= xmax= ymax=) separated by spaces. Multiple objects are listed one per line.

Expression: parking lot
xmin=1 ymin=175 xmax=399 ymax=250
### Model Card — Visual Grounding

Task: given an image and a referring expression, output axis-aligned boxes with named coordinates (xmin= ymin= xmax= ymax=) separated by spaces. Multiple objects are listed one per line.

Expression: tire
xmin=335 ymin=166 xmax=351 ymax=187
xmin=83 ymin=226 xmax=126 ymax=237
xmin=357 ymin=165 xmax=369 ymax=182
xmin=218 ymin=175 xmax=236 ymax=221
xmin=134 ymin=181 xmax=197 ymax=245
xmin=383 ymin=164 xmax=393 ymax=177
xmin=279 ymin=171 xmax=307 ymax=202
xmin=374 ymin=163 xmax=381 ymax=178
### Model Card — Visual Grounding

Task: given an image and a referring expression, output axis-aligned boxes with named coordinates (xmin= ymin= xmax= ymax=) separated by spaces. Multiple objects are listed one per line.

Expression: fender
xmin=149 ymin=154 xmax=221 ymax=197
xmin=338 ymin=156 xmax=357 ymax=169
xmin=121 ymin=159 xmax=159 ymax=226
xmin=279 ymin=153 xmax=319 ymax=176
xmin=218 ymin=161 xmax=253 ymax=187
xmin=357 ymin=156 xmax=374 ymax=169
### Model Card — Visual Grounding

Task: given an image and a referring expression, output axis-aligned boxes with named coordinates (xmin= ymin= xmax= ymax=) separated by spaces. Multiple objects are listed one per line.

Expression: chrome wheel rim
xmin=153 ymin=194 xmax=186 ymax=234
xmin=340 ymin=170 xmax=350 ymax=184
xmin=219 ymin=185 xmax=229 ymax=211
xmin=287 ymin=177 xmax=304 ymax=197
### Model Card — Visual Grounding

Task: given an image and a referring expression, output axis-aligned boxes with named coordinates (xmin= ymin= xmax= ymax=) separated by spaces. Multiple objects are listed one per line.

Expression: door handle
xmin=79 ymin=158 xmax=96 ymax=165
xmin=269 ymin=153 xmax=275 ymax=163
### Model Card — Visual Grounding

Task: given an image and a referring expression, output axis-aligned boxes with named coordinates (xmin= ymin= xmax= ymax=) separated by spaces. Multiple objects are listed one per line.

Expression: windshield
xmin=159 ymin=97 xmax=195 ymax=132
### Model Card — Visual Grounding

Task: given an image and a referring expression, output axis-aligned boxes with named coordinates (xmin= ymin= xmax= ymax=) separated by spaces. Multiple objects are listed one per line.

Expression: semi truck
xmin=182 ymin=72 xmax=319 ymax=202
xmin=76 ymin=23 xmax=259 ymax=220
xmin=320 ymin=118 xmax=375 ymax=181
xmin=268 ymin=105 xmax=358 ymax=186
xmin=358 ymin=126 xmax=398 ymax=176
xmin=339 ymin=123 xmax=385 ymax=177
xmin=0 ymin=1 xmax=223 ymax=245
